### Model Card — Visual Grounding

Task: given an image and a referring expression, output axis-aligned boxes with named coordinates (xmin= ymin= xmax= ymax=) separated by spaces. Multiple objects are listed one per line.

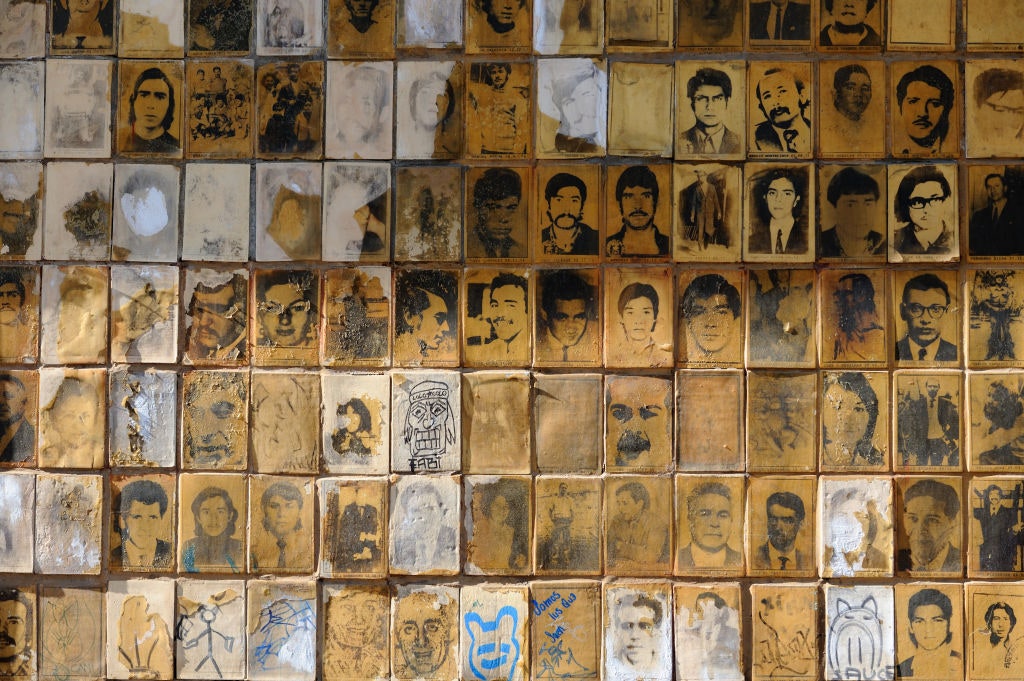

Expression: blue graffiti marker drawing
xmin=464 ymin=605 xmax=521 ymax=681
xmin=253 ymin=598 xmax=316 ymax=672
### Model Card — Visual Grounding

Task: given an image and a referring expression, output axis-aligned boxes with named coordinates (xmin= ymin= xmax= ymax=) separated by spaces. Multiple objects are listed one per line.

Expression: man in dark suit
xmin=973 ymin=484 xmax=1024 ymax=572
xmin=896 ymin=378 xmax=959 ymax=467
xmin=0 ymin=374 xmax=33 ymax=463
xmin=895 ymin=273 xmax=957 ymax=362
xmin=752 ymin=68 xmax=811 ymax=154
xmin=749 ymin=0 xmax=810 ymax=41
xmin=897 ymin=480 xmax=962 ymax=574
xmin=677 ymin=482 xmax=742 ymax=570
xmin=819 ymin=0 xmax=881 ymax=46
xmin=112 ymin=479 xmax=173 ymax=570
xmin=680 ymin=67 xmax=741 ymax=155
xmin=971 ymin=173 xmax=1024 ymax=256
xmin=752 ymin=491 xmax=806 ymax=571
xmin=746 ymin=167 xmax=809 ymax=256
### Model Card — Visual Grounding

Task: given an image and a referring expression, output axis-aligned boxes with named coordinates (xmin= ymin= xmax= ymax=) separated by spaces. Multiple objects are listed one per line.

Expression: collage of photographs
xmin=5 ymin=0 xmax=1024 ymax=679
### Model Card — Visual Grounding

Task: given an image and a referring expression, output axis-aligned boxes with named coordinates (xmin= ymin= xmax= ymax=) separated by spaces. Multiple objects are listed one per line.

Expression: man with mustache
xmin=0 ymin=589 xmax=32 ymax=678
xmin=470 ymin=273 xmax=528 ymax=362
xmin=753 ymin=67 xmax=811 ymax=153
xmin=606 ymin=376 xmax=671 ymax=468
xmin=185 ymin=274 xmax=247 ymax=363
xmin=895 ymin=65 xmax=955 ymax=156
xmin=540 ymin=172 xmax=599 ymax=256
xmin=678 ymin=481 xmax=742 ymax=570
xmin=606 ymin=165 xmax=669 ymax=257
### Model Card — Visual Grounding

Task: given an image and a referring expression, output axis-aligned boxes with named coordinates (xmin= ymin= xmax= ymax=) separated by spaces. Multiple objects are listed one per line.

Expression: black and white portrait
xmin=322 ymin=162 xmax=389 ymax=261
xmin=395 ymin=61 xmax=462 ymax=159
xmin=0 ymin=162 xmax=42 ymax=260
xmin=891 ymin=63 xmax=958 ymax=158
xmin=889 ymin=164 xmax=958 ymax=261
xmin=257 ymin=0 xmax=323 ymax=53
xmin=895 ymin=372 xmax=960 ymax=469
xmin=325 ymin=61 xmax=393 ymax=160
xmin=44 ymin=59 xmax=111 ymax=158
xmin=744 ymin=165 xmax=814 ymax=261
xmin=536 ymin=58 xmax=606 ymax=156
xmin=389 ymin=474 xmax=460 ymax=575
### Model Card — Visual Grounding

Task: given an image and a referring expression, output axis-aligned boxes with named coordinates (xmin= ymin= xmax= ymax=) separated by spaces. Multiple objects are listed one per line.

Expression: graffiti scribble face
xmin=464 ymin=606 xmax=520 ymax=681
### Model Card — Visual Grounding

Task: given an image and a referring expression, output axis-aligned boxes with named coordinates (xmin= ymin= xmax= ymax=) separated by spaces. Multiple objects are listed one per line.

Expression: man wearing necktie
xmin=746 ymin=167 xmax=809 ymax=256
xmin=251 ymin=480 xmax=308 ymax=572
xmin=680 ymin=67 xmax=742 ymax=156
xmin=970 ymin=173 xmax=1024 ymax=256
xmin=749 ymin=0 xmax=811 ymax=41
xmin=895 ymin=274 xmax=957 ymax=363
xmin=753 ymin=68 xmax=812 ymax=154
xmin=752 ymin=491 xmax=807 ymax=571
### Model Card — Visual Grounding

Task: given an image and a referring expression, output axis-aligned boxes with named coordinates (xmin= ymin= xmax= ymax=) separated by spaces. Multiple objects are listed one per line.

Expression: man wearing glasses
xmin=896 ymin=273 xmax=957 ymax=362
xmin=893 ymin=166 xmax=954 ymax=256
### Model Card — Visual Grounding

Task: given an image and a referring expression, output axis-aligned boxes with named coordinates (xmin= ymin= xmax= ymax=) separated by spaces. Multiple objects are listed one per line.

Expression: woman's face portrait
xmin=259 ymin=283 xmax=311 ymax=346
xmin=823 ymin=381 xmax=870 ymax=447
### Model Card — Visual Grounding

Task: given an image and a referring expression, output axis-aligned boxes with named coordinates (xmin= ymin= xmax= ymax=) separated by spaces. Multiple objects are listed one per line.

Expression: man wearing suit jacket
xmin=897 ymin=480 xmax=962 ymax=574
xmin=749 ymin=0 xmax=811 ymax=41
xmin=746 ymin=167 xmax=809 ymax=256
xmin=752 ymin=491 xmax=807 ymax=571
xmin=677 ymin=482 xmax=743 ymax=570
xmin=971 ymin=173 xmax=1024 ymax=256
xmin=680 ymin=67 xmax=741 ymax=155
xmin=896 ymin=273 xmax=957 ymax=362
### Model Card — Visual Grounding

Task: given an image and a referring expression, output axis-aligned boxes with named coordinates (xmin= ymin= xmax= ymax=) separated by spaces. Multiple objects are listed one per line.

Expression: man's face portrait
xmin=904 ymin=494 xmax=956 ymax=566
xmin=619 ymin=295 xmax=655 ymax=342
xmin=0 ymin=596 xmax=27 ymax=661
xmin=184 ymin=378 xmax=245 ymax=467
xmin=190 ymin=285 xmax=242 ymax=355
xmin=691 ymin=85 xmax=728 ymax=129
xmin=395 ymin=593 xmax=451 ymax=675
xmin=686 ymin=0 xmax=739 ymax=41
xmin=263 ymin=493 xmax=301 ymax=537
xmin=619 ymin=184 xmax=655 ymax=230
xmin=120 ymin=497 xmax=163 ymax=545
xmin=685 ymin=293 xmax=736 ymax=355
xmin=980 ymin=86 xmax=1024 ymax=141
xmin=607 ymin=378 xmax=669 ymax=465
xmin=48 ymin=381 xmax=99 ymax=444
xmin=487 ymin=64 xmax=509 ymax=89
xmin=765 ymin=176 xmax=800 ymax=219
xmin=615 ymin=600 xmax=658 ymax=667
xmin=404 ymin=289 xmax=450 ymax=351
xmin=902 ymin=287 xmax=948 ymax=346
xmin=345 ymin=0 xmax=379 ymax=21
xmin=487 ymin=283 xmax=526 ymax=342
xmin=832 ymin=0 xmax=870 ymax=27
xmin=614 ymin=488 xmax=645 ymax=522
xmin=986 ymin=175 xmax=1007 ymax=203
xmin=557 ymin=77 xmax=600 ymax=139
xmin=909 ymin=604 xmax=950 ymax=651
xmin=476 ymin=194 xmax=519 ymax=242
xmin=833 ymin=190 xmax=877 ymax=233
xmin=484 ymin=0 xmax=520 ymax=29
xmin=767 ymin=502 xmax=801 ymax=552
xmin=412 ymin=78 xmax=449 ymax=130
xmin=900 ymin=81 xmax=946 ymax=141
xmin=689 ymin=491 xmax=732 ymax=551
xmin=546 ymin=297 xmax=588 ymax=347
xmin=547 ymin=186 xmax=584 ymax=229
xmin=132 ymin=76 xmax=171 ymax=137
xmin=0 ymin=282 xmax=23 ymax=325
xmin=259 ymin=282 xmax=312 ymax=347
xmin=758 ymin=71 xmax=803 ymax=126
xmin=835 ymin=70 xmax=872 ymax=121
xmin=0 ymin=378 xmax=27 ymax=426
xmin=196 ymin=493 xmax=231 ymax=538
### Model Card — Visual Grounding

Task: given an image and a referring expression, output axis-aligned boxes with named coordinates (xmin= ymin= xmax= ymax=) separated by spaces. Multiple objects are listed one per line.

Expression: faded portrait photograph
xmin=107 ymin=579 xmax=176 ymax=681
xmin=969 ymin=373 xmax=1024 ymax=470
xmin=749 ymin=0 xmax=811 ymax=44
xmin=820 ymin=269 xmax=887 ymax=365
xmin=389 ymin=474 xmax=460 ymax=575
xmin=0 ymin=162 xmax=42 ymax=261
xmin=820 ymin=371 xmax=889 ymax=471
xmin=393 ymin=165 xmax=462 ymax=262
xmin=604 ymin=584 xmax=672 ymax=681
xmin=968 ymin=270 xmax=1024 ymax=366
xmin=321 ymin=373 xmax=389 ymax=474
xmin=397 ymin=0 xmax=463 ymax=47
xmin=392 ymin=269 xmax=459 ymax=366
xmin=890 ymin=62 xmax=959 ymax=158
xmin=464 ymin=475 xmax=531 ymax=575
xmin=255 ymin=162 xmax=321 ymax=262
xmin=675 ymin=62 xmax=745 ymax=159
xmin=0 ymin=0 xmax=44 ymax=57
xmin=677 ymin=271 xmax=742 ymax=366
xmin=673 ymin=164 xmax=741 ymax=262
xmin=325 ymin=61 xmax=393 ymax=160
xmin=183 ymin=268 xmax=248 ymax=366
xmin=535 ymin=164 xmax=602 ymax=260
xmin=50 ymin=0 xmax=114 ymax=52
xmin=606 ymin=0 xmax=670 ymax=47
xmin=968 ymin=166 xmax=1024 ymax=258
xmin=466 ymin=0 xmax=531 ymax=52
xmin=892 ymin=270 xmax=959 ymax=364
xmin=395 ymin=61 xmax=462 ymax=159
xmin=677 ymin=370 xmax=744 ymax=471
xmin=0 ymin=473 xmax=35 ymax=571
xmin=108 ymin=368 xmax=176 ymax=468
xmin=534 ymin=476 xmax=601 ymax=574
xmin=534 ymin=268 xmax=600 ymax=366
xmin=750 ymin=583 xmax=818 ymax=680
xmin=181 ymin=163 xmax=250 ymax=261
xmin=747 ymin=476 xmax=815 ymax=576
xmin=748 ymin=62 xmax=813 ymax=157
xmin=43 ymin=59 xmax=112 ymax=159
xmin=109 ymin=475 xmax=175 ymax=572
xmin=37 ymin=367 xmax=105 ymax=469
xmin=322 ymin=162 xmax=389 ymax=262
xmin=466 ymin=61 xmax=531 ymax=158
xmin=181 ymin=370 xmax=248 ymax=471
xmin=675 ymin=475 xmax=744 ymax=576
xmin=605 ymin=164 xmax=672 ymax=259
xmin=818 ymin=61 xmax=885 ymax=158
xmin=188 ymin=0 xmax=253 ymax=52
xmin=604 ymin=267 xmax=674 ymax=368
xmin=116 ymin=61 xmax=183 ymax=157
xmin=42 ymin=161 xmax=112 ymax=261
xmin=178 ymin=473 xmax=246 ymax=574
xmin=744 ymin=164 xmax=814 ymax=262
xmin=464 ymin=269 xmax=530 ymax=367
xmin=608 ymin=62 xmax=673 ymax=157
xmin=894 ymin=583 xmax=963 ymax=680
xmin=965 ymin=584 xmax=1024 ymax=678
xmin=390 ymin=584 xmax=458 ymax=680
xmin=256 ymin=0 xmax=323 ymax=54
xmin=967 ymin=61 xmax=1024 ymax=158
xmin=889 ymin=164 xmax=958 ymax=262
xmin=111 ymin=164 xmax=180 ymax=263
xmin=255 ymin=61 xmax=324 ymax=158
xmin=251 ymin=268 xmax=320 ymax=366
xmin=462 ymin=371 xmax=531 ymax=473
xmin=966 ymin=0 xmax=1024 ymax=50
xmin=35 ymin=473 xmax=103 ymax=574
xmin=465 ymin=165 xmax=529 ymax=261
xmin=819 ymin=0 xmax=881 ymax=47
xmin=0 ymin=63 xmax=43 ymax=160
xmin=0 ymin=268 xmax=37 ymax=364
xmin=824 ymin=584 xmax=895 ymax=681
xmin=895 ymin=477 xmax=963 ymax=577
xmin=327 ymin=0 xmax=395 ymax=57
xmin=249 ymin=371 xmax=320 ymax=473
xmin=39 ymin=265 xmax=107 ymax=365
xmin=319 ymin=477 xmax=387 ymax=578
xmin=674 ymin=585 xmax=743 ymax=681
xmin=605 ymin=375 xmax=672 ymax=472
xmin=605 ymin=476 xmax=671 ymax=575
xmin=322 ymin=266 xmax=391 ymax=367
xmin=390 ymin=371 xmax=460 ymax=472
xmin=533 ymin=374 xmax=602 ymax=472
xmin=818 ymin=164 xmax=887 ymax=260
xmin=819 ymin=476 xmax=893 ymax=578
xmin=968 ymin=479 xmax=1024 ymax=576
xmin=322 ymin=584 xmax=389 ymax=681
xmin=109 ymin=265 xmax=178 ymax=364
xmin=533 ymin=0 xmax=603 ymax=53
xmin=894 ymin=372 xmax=960 ymax=470
xmin=747 ymin=268 xmax=817 ymax=366
xmin=677 ymin=0 xmax=741 ymax=47
xmin=746 ymin=371 xmax=817 ymax=472
xmin=536 ymin=58 xmax=606 ymax=157
xmin=248 ymin=475 xmax=315 ymax=574
xmin=0 ymin=370 xmax=36 ymax=467
xmin=185 ymin=61 xmax=253 ymax=159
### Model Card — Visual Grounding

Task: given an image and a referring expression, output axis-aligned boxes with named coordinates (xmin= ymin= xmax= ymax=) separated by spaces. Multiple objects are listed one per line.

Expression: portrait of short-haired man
xmin=0 ymin=267 xmax=37 ymax=363
xmin=184 ymin=269 xmax=247 ymax=365
xmin=249 ymin=477 xmax=313 ymax=573
xmin=819 ymin=62 xmax=885 ymax=158
xmin=893 ymin=271 xmax=958 ymax=363
xmin=677 ymin=65 xmax=743 ymax=158
xmin=605 ymin=586 xmax=671 ymax=680
xmin=890 ymin=164 xmax=957 ymax=260
xmin=538 ymin=169 xmax=600 ymax=258
xmin=0 ymin=587 xmax=34 ymax=678
xmin=464 ymin=270 xmax=529 ymax=366
xmin=111 ymin=477 xmax=174 ymax=571
xmin=897 ymin=478 xmax=962 ymax=575
xmin=678 ymin=272 xmax=742 ymax=366
xmin=535 ymin=268 xmax=599 ymax=366
xmin=819 ymin=0 xmax=881 ymax=46
xmin=0 ymin=370 xmax=34 ymax=469
xmin=749 ymin=0 xmax=811 ymax=43
xmin=892 ymin=63 xmax=958 ymax=158
xmin=969 ymin=168 xmax=1024 ymax=257
xmin=968 ymin=65 xmax=1024 ymax=158
xmin=745 ymin=165 xmax=813 ymax=260
xmin=895 ymin=586 xmax=962 ymax=679
xmin=467 ymin=0 xmax=530 ymax=51
xmin=676 ymin=477 xmax=744 ymax=574
xmin=819 ymin=165 xmax=886 ymax=259
xmin=749 ymin=64 xmax=812 ymax=156
xmin=605 ymin=165 xmax=670 ymax=258
xmin=465 ymin=166 xmax=527 ymax=260
xmin=605 ymin=270 xmax=674 ymax=368
xmin=748 ymin=478 xmax=813 ymax=574
xmin=606 ymin=477 xmax=671 ymax=574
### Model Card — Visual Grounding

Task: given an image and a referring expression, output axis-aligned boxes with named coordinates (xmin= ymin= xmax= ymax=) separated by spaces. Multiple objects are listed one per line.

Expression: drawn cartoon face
xmin=405 ymin=382 xmax=453 ymax=460
xmin=828 ymin=596 xmax=883 ymax=677
xmin=395 ymin=593 xmax=451 ymax=676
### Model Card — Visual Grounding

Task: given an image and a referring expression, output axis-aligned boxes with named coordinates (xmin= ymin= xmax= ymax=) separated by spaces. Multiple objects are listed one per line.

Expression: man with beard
xmin=0 ymin=589 xmax=32 ymax=678
xmin=753 ymin=68 xmax=811 ymax=153
xmin=606 ymin=376 xmax=671 ymax=468
xmin=606 ymin=166 xmax=669 ymax=257
xmin=752 ymin=492 xmax=806 ymax=571
xmin=537 ymin=270 xmax=595 ymax=363
xmin=185 ymin=274 xmax=247 ymax=363
xmin=895 ymin=65 xmax=955 ymax=156
xmin=0 ymin=374 xmax=32 ymax=464
xmin=467 ymin=168 xmax=524 ymax=259
xmin=820 ymin=0 xmax=881 ymax=46
xmin=680 ymin=68 xmax=741 ymax=155
xmin=344 ymin=0 xmax=380 ymax=32
xmin=678 ymin=482 xmax=742 ymax=569
xmin=540 ymin=172 xmax=599 ymax=256
xmin=898 ymin=480 xmax=961 ymax=574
